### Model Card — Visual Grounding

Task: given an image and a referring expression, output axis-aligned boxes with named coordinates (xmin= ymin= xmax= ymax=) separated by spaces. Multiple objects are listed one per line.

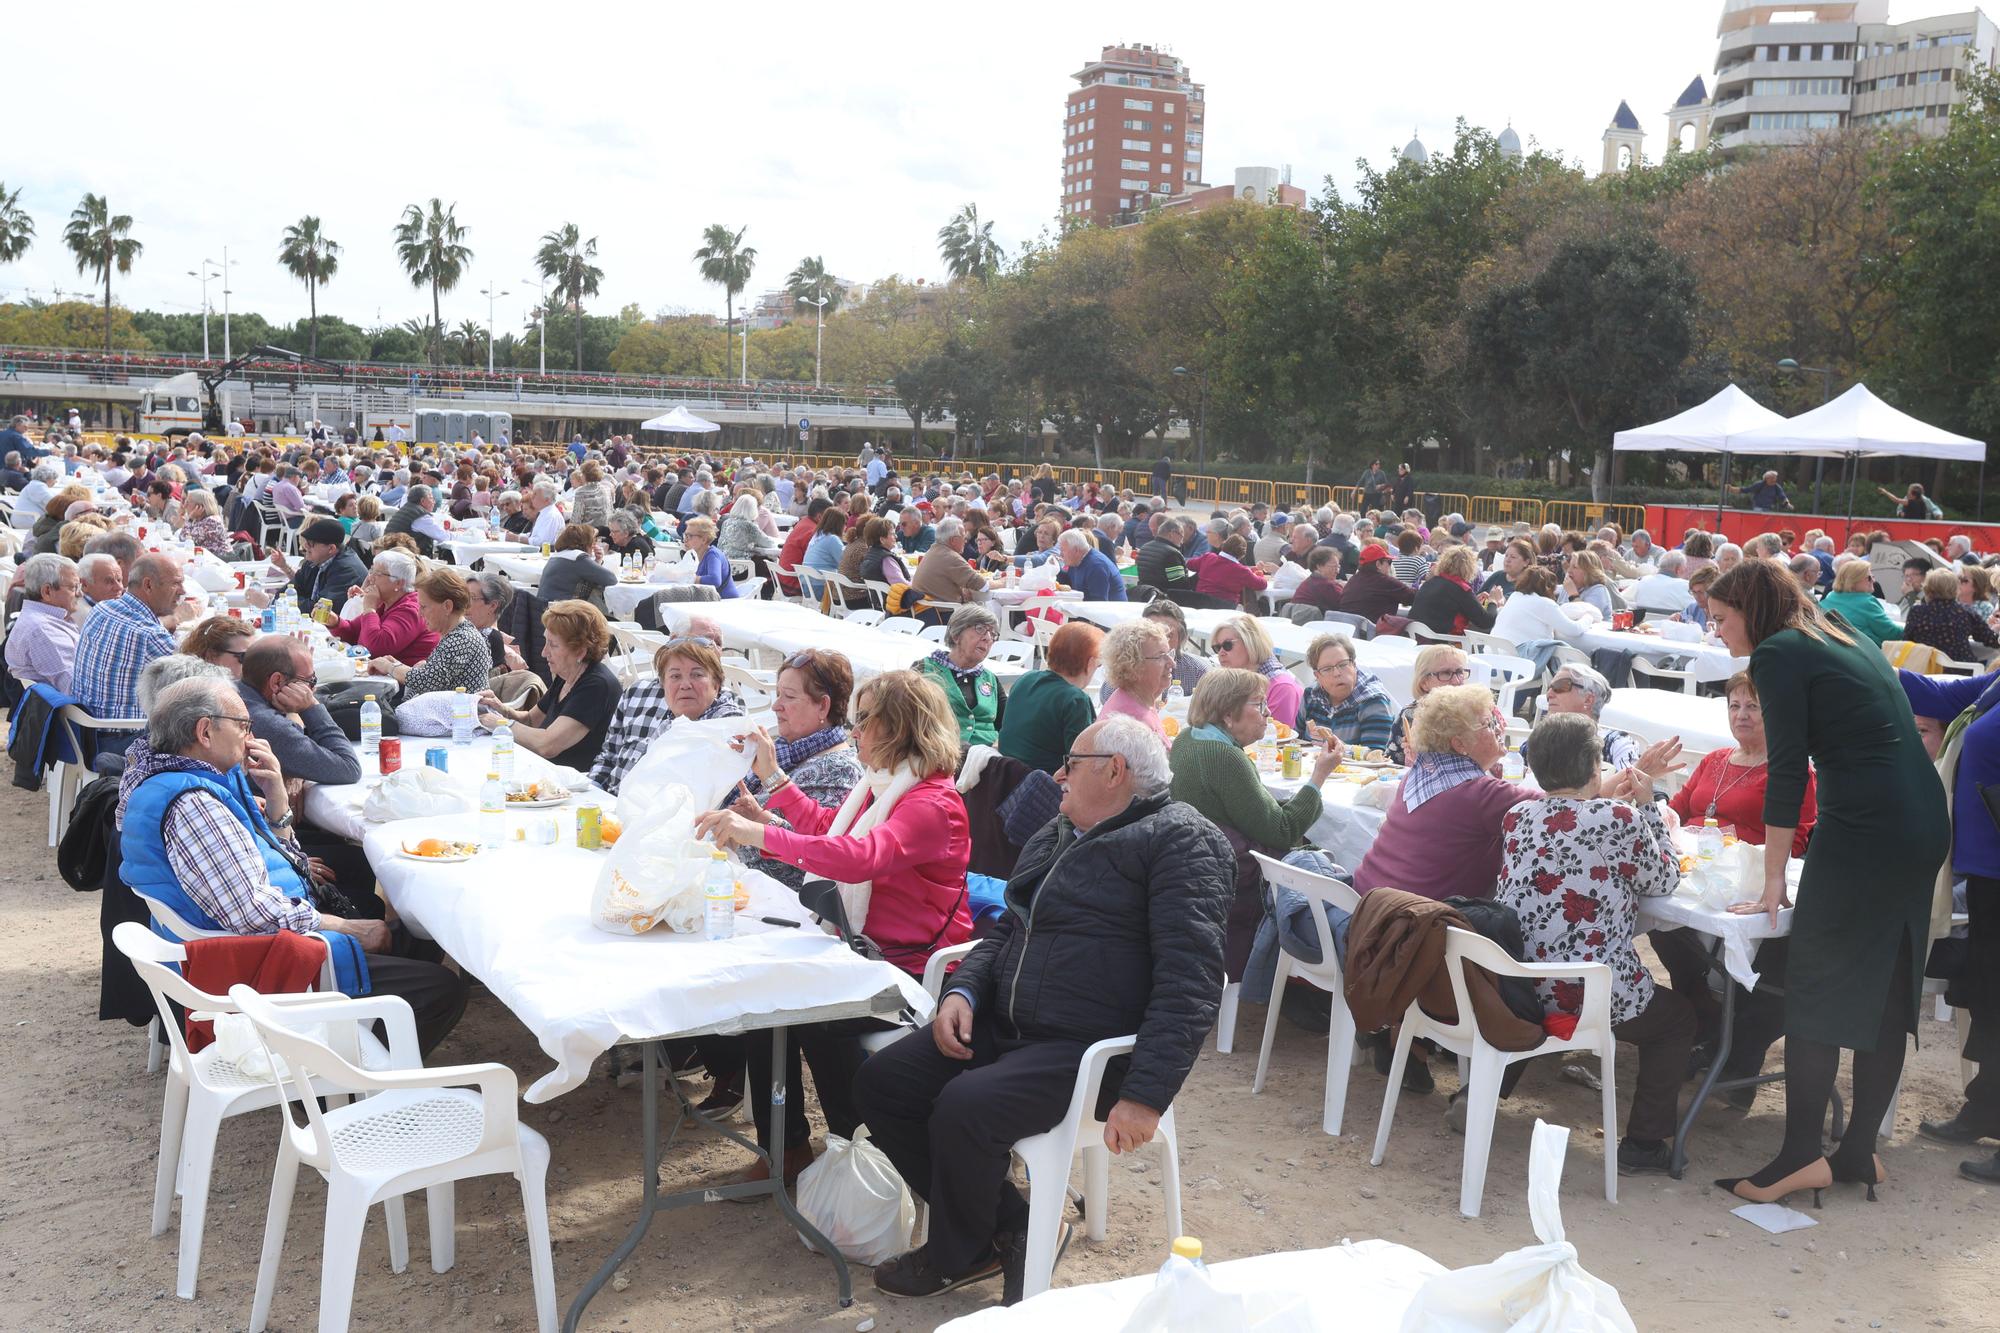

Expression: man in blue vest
xmin=120 ymin=677 xmax=466 ymax=1055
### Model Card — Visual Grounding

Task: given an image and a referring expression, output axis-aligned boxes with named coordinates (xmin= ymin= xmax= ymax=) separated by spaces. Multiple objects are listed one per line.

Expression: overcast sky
xmin=5 ymin=0 xmax=1726 ymax=338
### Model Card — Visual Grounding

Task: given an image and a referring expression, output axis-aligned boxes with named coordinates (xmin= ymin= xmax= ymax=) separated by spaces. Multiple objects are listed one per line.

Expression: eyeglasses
xmin=1424 ymin=666 xmax=1472 ymax=682
xmin=1060 ymin=751 xmax=1117 ymax=770
xmin=203 ymin=712 xmax=255 ymax=733
xmin=217 ymin=647 xmax=248 ymax=662
xmin=281 ymin=672 xmax=319 ymax=689
xmin=1546 ymin=679 xmax=1577 ymax=695
xmin=1484 ymin=713 xmax=1508 ymax=736
xmin=1314 ymin=658 xmax=1357 ymax=675
xmin=1213 ymin=638 xmax=1240 ymax=653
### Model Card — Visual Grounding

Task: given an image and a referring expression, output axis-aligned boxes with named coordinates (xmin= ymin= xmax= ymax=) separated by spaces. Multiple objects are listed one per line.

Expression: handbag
xmin=318 ymin=681 xmax=400 ymax=742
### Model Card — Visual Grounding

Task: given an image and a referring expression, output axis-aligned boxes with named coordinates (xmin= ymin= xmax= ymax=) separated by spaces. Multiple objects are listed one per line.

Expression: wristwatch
xmin=270 ymin=810 xmax=295 ymax=831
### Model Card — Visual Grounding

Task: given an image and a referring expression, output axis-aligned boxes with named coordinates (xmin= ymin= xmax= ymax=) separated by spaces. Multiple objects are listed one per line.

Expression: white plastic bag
xmin=1018 ymin=559 xmax=1061 ymax=592
xmin=362 ymin=766 xmax=470 ymax=822
xmin=1118 ymin=1255 xmax=1313 ymax=1332
xmin=612 ymin=714 xmax=751 ymax=822
xmin=1396 ymin=1121 xmax=1636 ymax=1333
xmin=589 ymin=785 xmax=711 ymax=934
xmin=1680 ymin=838 xmax=1761 ymax=912
xmin=792 ymin=1128 xmax=916 ymax=1266
xmin=186 ymin=556 xmax=235 ymax=593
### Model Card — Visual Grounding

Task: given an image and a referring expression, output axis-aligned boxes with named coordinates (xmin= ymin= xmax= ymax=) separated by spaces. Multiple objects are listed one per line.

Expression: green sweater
xmin=1167 ymin=731 xmax=1323 ymax=850
xmin=917 ymin=653 xmax=1003 ymax=747
xmin=1819 ymin=591 xmax=1901 ymax=646
xmin=997 ymin=670 xmax=1098 ymax=773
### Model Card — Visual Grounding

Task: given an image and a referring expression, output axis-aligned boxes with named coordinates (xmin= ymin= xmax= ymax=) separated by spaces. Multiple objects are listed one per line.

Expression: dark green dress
xmin=1751 ymin=622 xmax=1949 ymax=1049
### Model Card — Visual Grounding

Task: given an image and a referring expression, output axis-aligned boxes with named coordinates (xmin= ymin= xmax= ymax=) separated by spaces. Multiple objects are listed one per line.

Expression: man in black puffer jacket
xmin=857 ymin=715 xmax=1232 ymax=1305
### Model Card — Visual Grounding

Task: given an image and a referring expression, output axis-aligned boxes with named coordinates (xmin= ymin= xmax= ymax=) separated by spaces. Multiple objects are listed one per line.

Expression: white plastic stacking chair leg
xmin=316 ymin=1181 xmax=374 ymax=1333
xmin=1017 ymin=1122 xmax=1079 ymax=1301
xmin=1369 ymin=1027 xmax=1417 ymax=1168
xmin=1598 ymin=1038 xmax=1620 ymax=1206
xmin=1251 ymin=957 xmax=1294 ymax=1093
xmin=1156 ymin=1108 xmax=1184 ymax=1239
xmin=427 ymin=1183 xmax=456 ymax=1272
xmin=151 ymin=1074 xmax=189 ymax=1239
xmin=145 ymin=1018 xmax=166 ymax=1073
xmin=250 ymin=1139 xmax=301 ymax=1333
xmin=1323 ymin=1002 xmax=1358 ymax=1137
xmin=1214 ymin=981 xmax=1240 ymax=1054
xmin=515 ymin=1133 xmax=558 ymax=1332
xmin=1457 ymin=1047 xmax=1508 ymax=1218
xmin=172 ymin=1095 xmax=226 ymax=1298
xmin=383 ymin=1194 xmax=411 ymax=1274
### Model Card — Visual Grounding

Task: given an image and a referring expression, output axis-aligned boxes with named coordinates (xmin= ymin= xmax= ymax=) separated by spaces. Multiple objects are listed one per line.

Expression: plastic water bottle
xmin=1167 ymin=1236 xmax=1206 ymax=1271
xmin=704 ymin=849 xmax=737 ymax=941
xmin=1501 ymin=742 xmax=1524 ymax=782
xmin=491 ymin=724 xmax=516 ymax=781
xmin=479 ymin=772 xmax=505 ymax=846
xmin=359 ymin=694 xmax=382 ymax=757
xmin=450 ymin=688 xmax=475 ymax=746
xmin=1697 ymin=816 xmax=1725 ymax=862
xmin=1166 ymin=678 xmax=1186 ymax=706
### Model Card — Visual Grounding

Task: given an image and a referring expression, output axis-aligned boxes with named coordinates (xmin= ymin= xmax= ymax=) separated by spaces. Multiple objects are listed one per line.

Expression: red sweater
xmin=1188 ymin=552 xmax=1268 ymax=600
xmin=777 ymin=520 xmax=816 ymax=594
xmin=1667 ymin=750 xmax=1816 ymax=856
xmin=761 ymin=772 xmax=974 ymax=975
xmin=333 ymin=592 xmax=440 ymax=663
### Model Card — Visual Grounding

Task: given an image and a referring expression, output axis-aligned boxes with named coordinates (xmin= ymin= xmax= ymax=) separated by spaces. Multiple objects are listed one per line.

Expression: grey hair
xmin=1331 ymin=513 xmax=1356 ymax=536
xmin=607 ymin=509 xmax=638 ymax=534
xmin=1525 ymin=712 xmax=1601 ymax=793
xmin=944 ymin=602 xmax=1001 ymax=646
xmin=729 ymin=493 xmax=761 ymax=521
xmin=137 ymin=655 xmax=228 ymax=713
xmin=530 ymin=479 xmax=558 ymax=503
xmin=406 ymin=483 xmax=433 ymax=506
xmin=1551 ymin=663 xmax=1613 ymax=719
xmin=1656 ymin=549 xmax=1687 ymax=575
xmin=181 ymin=489 xmax=219 ymax=519
xmin=1631 ymin=528 xmax=1653 ymax=545
xmin=933 ymin=515 xmax=964 ymax=543
xmin=148 ymin=676 xmax=235 ymax=752
xmin=20 ymin=552 xmax=74 ymax=599
xmin=77 ymin=552 xmax=119 ymax=582
xmin=469 ymin=569 xmax=513 ymax=612
xmin=1717 ymin=542 xmax=1744 ymax=562
xmin=497 ymin=489 xmax=522 ymax=506
xmin=1789 ymin=553 xmax=1821 ymax=578
xmin=1091 ymin=714 xmax=1171 ymax=799
xmin=1813 ymin=535 xmax=1835 ymax=552
xmin=1291 ymin=523 xmax=1320 ymax=544
xmin=30 ymin=460 xmax=62 ymax=484
xmin=373 ymin=549 xmax=418 ymax=588
xmin=1056 ymin=528 xmax=1092 ymax=556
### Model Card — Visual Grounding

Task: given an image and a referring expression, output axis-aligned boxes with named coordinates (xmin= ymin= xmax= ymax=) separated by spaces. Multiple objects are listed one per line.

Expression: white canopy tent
xmin=1727 ymin=384 xmax=1985 ymax=524
xmin=1611 ymin=383 xmax=1788 ymax=522
xmin=639 ymin=405 xmax=720 ymax=434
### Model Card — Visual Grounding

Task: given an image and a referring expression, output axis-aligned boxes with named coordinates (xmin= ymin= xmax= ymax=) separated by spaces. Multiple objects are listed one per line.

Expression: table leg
xmin=564 ymin=1040 xmax=663 ymax=1332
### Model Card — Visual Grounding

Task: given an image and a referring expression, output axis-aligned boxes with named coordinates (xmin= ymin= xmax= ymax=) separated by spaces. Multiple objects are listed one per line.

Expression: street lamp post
xmin=187 ymin=262 xmax=220 ymax=360
xmin=802 ymin=280 xmax=830 ymax=389
xmin=479 ymin=284 xmax=509 ymax=375
xmin=1777 ymin=357 xmax=1835 ymax=512
xmin=206 ymin=247 xmax=238 ymax=361
xmin=1171 ymin=364 xmax=1208 ymax=470
xmin=521 ymin=275 xmax=548 ymax=376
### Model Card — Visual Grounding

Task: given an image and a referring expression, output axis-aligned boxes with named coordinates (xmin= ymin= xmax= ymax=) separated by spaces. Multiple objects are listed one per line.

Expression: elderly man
xmin=73 ymin=554 xmax=194 ymax=720
xmin=494 ymin=490 xmax=530 ymax=535
xmin=677 ymin=468 xmax=713 ymax=517
xmin=1253 ymin=511 xmax=1291 ymax=566
xmin=6 ymin=554 xmax=83 ymax=691
xmin=383 ymin=482 xmax=451 ymax=557
xmin=526 ymin=478 xmax=568 ymax=545
xmin=1135 ymin=517 xmax=1197 ymax=600
xmin=269 ymin=518 xmax=368 ymax=613
xmin=857 ymin=716 xmax=1231 ymax=1303
xmin=237 ymin=636 xmax=361 ymax=787
xmin=1735 ymin=469 xmax=1792 ymax=512
xmin=1629 ymin=549 xmax=1692 ymax=614
xmin=329 ymin=550 xmax=439 ymax=664
xmin=1055 ymin=527 xmax=1127 ymax=603
xmin=910 ymin=516 xmax=989 ymax=615
xmin=898 ymin=505 xmax=935 ymax=556
xmin=120 ymin=677 xmax=466 ymax=1054
xmin=1629 ymin=529 xmax=1658 ymax=568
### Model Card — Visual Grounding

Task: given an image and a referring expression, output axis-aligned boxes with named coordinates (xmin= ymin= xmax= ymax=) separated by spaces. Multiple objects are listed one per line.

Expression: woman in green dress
xmin=1706 ymin=560 xmax=1949 ymax=1205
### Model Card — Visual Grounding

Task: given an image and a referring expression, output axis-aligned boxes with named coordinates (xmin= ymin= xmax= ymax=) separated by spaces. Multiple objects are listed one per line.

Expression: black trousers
xmin=1954 ymin=876 xmax=2000 ymax=1125
xmin=1649 ymin=927 xmax=1788 ymax=1076
xmin=853 ymin=1019 xmax=1088 ymax=1275
xmin=743 ymin=1018 xmax=888 ymax=1151
xmin=367 ymin=924 xmax=468 ymax=1057
xmin=1612 ymin=986 xmax=1697 ymax=1142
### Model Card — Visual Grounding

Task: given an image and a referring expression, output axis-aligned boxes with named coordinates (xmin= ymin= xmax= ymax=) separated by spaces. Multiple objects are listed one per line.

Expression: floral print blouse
xmin=1495 ymin=796 xmax=1680 ymax=1025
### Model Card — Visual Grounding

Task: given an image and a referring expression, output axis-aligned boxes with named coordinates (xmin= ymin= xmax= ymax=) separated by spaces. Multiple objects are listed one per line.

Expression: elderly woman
xmin=1526 ymin=662 xmax=1643 ymax=771
xmin=1170 ymin=667 xmax=1342 ymax=979
xmin=180 ymin=614 xmax=257 ymax=679
xmin=587 ymin=632 xmax=746 ymax=794
xmin=31 ymin=485 xmax=90 ymax=555
xmin=1099 ymin=617 xmax=1175 ymax=740
xmin=1561 ymin=549 xmax=1620 ymax=618
xmin=916 ymin=603 xmax=1005 ymax=746
xmin=1351 ymin=684 xmax=1539 ymax=901
xmin=1905 ymin=566 xmax=1998 ymax=663
xmin=857 ymin=515 xmax=912 ymax=587
xmin=1386 ymin=643 xmax=1471 ymax=765
xmin=681 ymin=515 xmax=740 ymax=599
xmin=1209 ymin=615 xmax=1300 ymax=729
xmin=1408 ymin=545 xmax=1498 ymax=638
xmin=1296 ymin=633 xmax=1395 ymax=753
xmin=1715 ymin=541 xmax=1744 ymax=576
xmin=58 ymin=515 xmax=109 ymax=562
xmin=1497 ymin=712 xmax=1691 ymax=1175
xmin=721 ymin=492 xmax=782 ymax=563
xmin=1819 ymin=559 xmax=1900 ymax=644
xmin=605 ymin=509 xmax=655 ymax=562
xmin=723 ymin=648 xmax=863 ymax=888
xmin=997 ymin=620 xmax=1103 ymax=773
xmin=537 ymin=522 xmax=618 ymax=607
xmin=696 ymin=669 xmax=975 ymax=1182
xmin=4 ymin=553 xmax=83 ymax=691
xmin=477 ymin=599 xmax=623 ymax=769
xmin=1673 ymin=564 xmax=1719 ymax=629
xmin=1963 ymin=564 xmax=1999 ymax=622
xmin=370 ymin=567 xmax=492 ymax=699
xmin=568 ymin=460 xmax=614 ymax=532
xmin=178 ymin=491 xmax=230 ymax=559
xmin=330 ymin=549 xmax=439 ymax=664
xmin=351 ymin=494 xmax=387 ymax=545
xmin=801 ymin=504 xmax=849 ymax=600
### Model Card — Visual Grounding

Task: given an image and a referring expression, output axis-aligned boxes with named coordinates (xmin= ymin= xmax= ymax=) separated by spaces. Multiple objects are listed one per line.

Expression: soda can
xmin=1282 ymin=746 xmax=1303 ymax=780
xmin=576 ymin=801 xmax=602 ymax=850
xmin=378 ymin=738 xmax=402 ymax=773
xmin=425 ymin=746 xmax=450 ymax=772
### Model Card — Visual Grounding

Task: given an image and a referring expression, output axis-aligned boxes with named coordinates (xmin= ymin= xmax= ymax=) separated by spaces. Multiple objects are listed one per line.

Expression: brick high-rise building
xmin=1061 ymin=43 xmax=1207 ymax=225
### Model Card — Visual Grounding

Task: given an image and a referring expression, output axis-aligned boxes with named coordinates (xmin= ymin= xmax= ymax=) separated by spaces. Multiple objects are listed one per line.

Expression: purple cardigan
xmin=1352 ymin=773 xmax=1539 ymax=901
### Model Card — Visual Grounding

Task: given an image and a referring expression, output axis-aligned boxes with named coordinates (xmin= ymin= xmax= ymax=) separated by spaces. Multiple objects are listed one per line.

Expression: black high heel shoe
xmin=1713 ymin=1156 xmax=1832 ymax=1208
xmin=1828 ymin=1152 xmax=1886 ymax=1202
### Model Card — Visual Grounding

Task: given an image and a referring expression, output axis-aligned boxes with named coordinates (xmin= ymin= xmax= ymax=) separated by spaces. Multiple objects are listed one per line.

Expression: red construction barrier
xmin=1646 ymin=505 xmax=2000 ymax=554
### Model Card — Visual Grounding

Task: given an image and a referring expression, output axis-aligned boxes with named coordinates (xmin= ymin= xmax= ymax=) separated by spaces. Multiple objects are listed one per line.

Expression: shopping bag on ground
xmin=1397 ymin=1120 xmax=1636 ymax=1332
xmin=792 ymin=1128 xmax=916 ymax=1266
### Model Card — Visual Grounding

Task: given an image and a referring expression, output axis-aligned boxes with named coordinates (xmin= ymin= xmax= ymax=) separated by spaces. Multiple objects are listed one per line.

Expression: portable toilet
xmin=444 ymin=410 xmax=468 ymax=443
xmin=416 ymin=410 xmax=446 ymax=444
xmin=488 ymin=410 xmax=512 ymax=443
xmin=466 ymin=411 xmax=491 ymax=441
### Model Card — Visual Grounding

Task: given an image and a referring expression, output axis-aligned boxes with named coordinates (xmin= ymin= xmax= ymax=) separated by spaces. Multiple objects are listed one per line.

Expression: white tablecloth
xmin=365 ymin=813 xmax=928 ymax=1101
xmin=940 ymin=1239 xmax=1444 ymax=1331
xmin=1638 ymin=856 xmax=1803 ymax=991
xmin=1067 ymin=604 xmax=1328 ymax=663
xmin=1600 ymin=689 xmax=1733 ymax=753
xmin=1576 ymin=626 xmax=1747 ymax=684
xmin=302 ymin=735 xmax=585 ymax=843
xmin=1352 ymin=636 xmax=1424 ymax=707
xmin=444 ymin=538 xmax=538 ymax=567
xmin=655 ymin=599 xmax=933 ymax=681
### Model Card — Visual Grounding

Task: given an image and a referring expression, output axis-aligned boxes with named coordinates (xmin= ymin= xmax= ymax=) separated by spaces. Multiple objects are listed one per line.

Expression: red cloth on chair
xmin=180 ymin=930 xmax=328 ymax=1052
xmin=1543 ymin=1012 xmax=1579 ymax=1041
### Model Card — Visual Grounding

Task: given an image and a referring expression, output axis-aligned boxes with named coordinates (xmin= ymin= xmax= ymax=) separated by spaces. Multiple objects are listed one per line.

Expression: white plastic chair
xmin=1248 ymin=853 xmax=1361 ymax=1135
xmin=985 ymin=638 xmax=1035 ymax=685
xmin=722 ymin=662 xmax=774 ymax=711
xmin=47 ymin=705 xmax=144 ymax=845
xmin=879 ymin=615 xmax=925 ymax=636
xmin=231 ymin=985 xmax=558 ymax=1333
xmin=845 ymin=608 xmax=886 ymax=629
xmin=1409 ymin=624 xmax=1467 ymax=650
xmin=112 ymin=924 xmax=373 ymax=1301
xmin=1320 ymin=610 xmax=1375 ymax=640
xmin=1370 ymin=926 xmax=1618 ymax=1218
xmin=1630 ymin=655 xmax=1699 ymax=696
xmin=1213 ymin=981 xmax=1241 ymax=1055
xmin=1470 ymin=654 xmax=1539 ymax=717
xmin=1461 ymin=630 xmax=1521 ymax=656
xmin=736 ymin=576 xmax=766 ymax=602
xmin=919 ymin=623 xmax=949 ymax=643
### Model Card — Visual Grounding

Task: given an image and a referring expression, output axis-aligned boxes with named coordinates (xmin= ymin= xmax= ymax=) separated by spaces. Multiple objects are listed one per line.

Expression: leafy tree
xmin=535 ymin=223 xmax=604 ymax=372
xmin=785 ymin=256 xmax=843 ymax=317
xmin=609 ymin=316 xmax=729 ymax=378
xmin=0 ymin=300 xmax=149 ymax=350
xmin=451 ymin=319 xmax=487 ymax=366
xmin=693 ymin=224 xmax=756 ymax=376
xmin=938 ymin=203 xmax=1002 ymax=283
xmin=392 ymin=199 xmax=474 ymax=367
xmin=63 ymin=193 xmax=143 ymax=353
xmin=0 ymin=183 xmax=33 ymax=264
xmin=369 ymin=322 xmax=429 ymax=364
xmin=277 ymin=216 xmax=341 ymax=358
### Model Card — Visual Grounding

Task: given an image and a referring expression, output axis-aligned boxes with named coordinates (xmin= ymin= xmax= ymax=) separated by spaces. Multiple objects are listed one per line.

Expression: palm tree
xmin=937 ymin=203 xmax=1002 ymax=283
xmin=693 ymin=224 xmax=757 ymax=381
xmin=62 ymin=194 xmax=143 ymax=352
xmin=392 ymin=199 xmax=474 ymax=367
xmin=277 ymin=216 xmax=341 ymax=359
xmin=0 ymin=183 xmax=34 ymax=264
xmin=452 ymin=319 xmax=486 ymax=366
xmin=785 ymin=256 xmax=843 ymax=317
xmin=534 ymin=223 xmax=604 ymax=373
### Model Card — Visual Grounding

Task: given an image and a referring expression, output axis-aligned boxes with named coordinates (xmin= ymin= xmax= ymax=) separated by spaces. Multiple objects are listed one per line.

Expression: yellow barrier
xmin=1430 ymin=492 xmax=1472 ymax=518
xmin=1543 ymin=501 xmax=1647 ymax=535
xmin=1468 ymin=495 xmax=1544 ymax=527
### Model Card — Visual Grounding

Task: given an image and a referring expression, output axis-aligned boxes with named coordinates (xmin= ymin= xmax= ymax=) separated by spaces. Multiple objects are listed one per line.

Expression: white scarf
xmin=822 ymin=762 xmax=923 ymax=932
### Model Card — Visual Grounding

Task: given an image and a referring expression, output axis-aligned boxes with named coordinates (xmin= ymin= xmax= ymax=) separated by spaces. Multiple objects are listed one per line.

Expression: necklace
xmin=1704 ymin=751 xmax=1765 ymax=818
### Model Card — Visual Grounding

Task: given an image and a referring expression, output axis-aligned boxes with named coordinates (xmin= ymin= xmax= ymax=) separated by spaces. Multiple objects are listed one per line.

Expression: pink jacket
xmin=333 ymin=592 xmax=440 ymax=664
xmin=1101 ymin=688 xmax=1166 ymax=740
xmin=762 ymin=773 xmax=974 ymax=974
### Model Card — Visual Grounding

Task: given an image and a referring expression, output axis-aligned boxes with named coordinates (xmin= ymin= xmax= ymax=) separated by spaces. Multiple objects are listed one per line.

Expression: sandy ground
xmin=3 ymin=774 xmax=1996 ymax=1332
